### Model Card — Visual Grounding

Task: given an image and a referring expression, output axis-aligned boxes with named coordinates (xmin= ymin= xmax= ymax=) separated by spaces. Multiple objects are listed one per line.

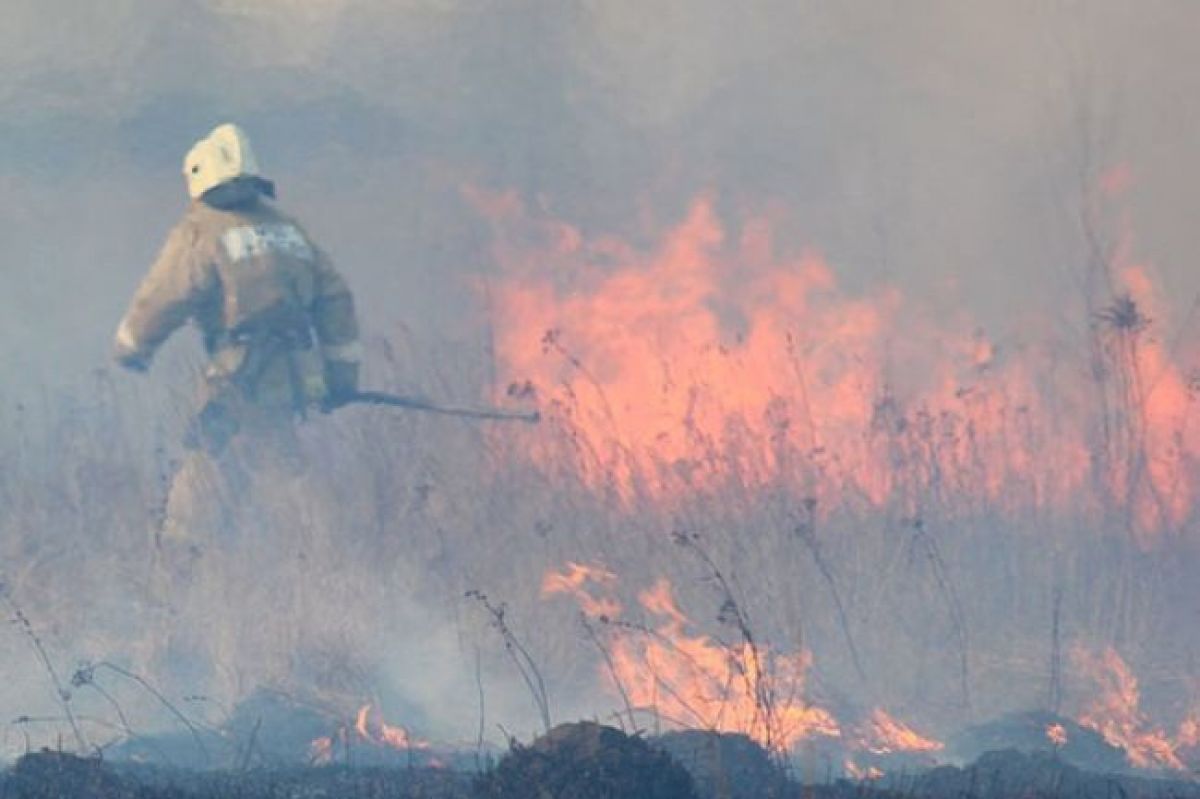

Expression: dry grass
xmin=0 ymin=328 xmax=1196 ymax=767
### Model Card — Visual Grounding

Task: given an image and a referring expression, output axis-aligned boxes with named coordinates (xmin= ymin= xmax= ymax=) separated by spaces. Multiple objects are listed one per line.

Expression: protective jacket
xmin=114 ymin=181 xmax=360 ymax=451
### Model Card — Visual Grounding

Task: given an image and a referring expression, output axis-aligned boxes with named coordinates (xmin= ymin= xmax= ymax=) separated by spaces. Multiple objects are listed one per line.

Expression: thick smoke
xmin=1 ymin=0 xmax=1199 ymax=766
xmin=4 ymin=0 xmax=1200 ymax=387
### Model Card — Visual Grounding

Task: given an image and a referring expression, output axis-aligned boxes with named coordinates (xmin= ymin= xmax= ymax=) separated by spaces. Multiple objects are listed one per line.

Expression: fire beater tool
xmin=338 ymin=390 xmax=541 ymax=423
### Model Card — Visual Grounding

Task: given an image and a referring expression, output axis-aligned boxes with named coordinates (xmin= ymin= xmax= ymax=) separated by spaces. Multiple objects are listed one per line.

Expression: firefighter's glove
xmin=302 ymin=371 xmax=329 ymax=408
xmin=321 ymin=359 xmax=359 ymax=413
xmin=115 ymin=349 xmax=151 ymax=374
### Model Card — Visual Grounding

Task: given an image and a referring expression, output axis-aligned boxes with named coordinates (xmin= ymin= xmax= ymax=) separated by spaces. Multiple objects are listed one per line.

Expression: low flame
xmin=858 ymin=709 xmax=943 ymax=755
xmin=1177 ymin=716 xmax=1199 ymax=750
xmin=1046 ymin=723 xmax=1068 ymax=748
xmin=540 ymin=561 xmax=622 ymax=620
xmin=845 ymin=760 xmax=885 ymax=781
xmin=309 ymin=735 xmax=334 ymax=765
xmin=354 ymin=704 xmax=431 ymax=752
xmin=544 ymin=564 xmax=944 ymax=758
xmin=606 ymin=577 xmax=839 ymax=750
xmin=309 ymin=704 xmax=431 ymax=766
xmin=1073 ymin=647 xmax=1189 ymax=770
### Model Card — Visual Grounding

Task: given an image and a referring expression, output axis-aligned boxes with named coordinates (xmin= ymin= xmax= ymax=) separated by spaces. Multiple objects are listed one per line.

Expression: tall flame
xmin=475 ymin=187 xmax=1200 ymax=540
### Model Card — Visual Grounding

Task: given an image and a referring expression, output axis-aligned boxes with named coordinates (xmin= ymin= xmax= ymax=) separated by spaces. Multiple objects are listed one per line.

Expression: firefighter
xmin=113 ymin=123 xmax=361 ymax=555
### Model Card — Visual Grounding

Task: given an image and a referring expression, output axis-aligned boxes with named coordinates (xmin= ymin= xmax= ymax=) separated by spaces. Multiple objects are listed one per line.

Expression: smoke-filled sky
xmin=2 ymin=0 xmax=1200 ymax=393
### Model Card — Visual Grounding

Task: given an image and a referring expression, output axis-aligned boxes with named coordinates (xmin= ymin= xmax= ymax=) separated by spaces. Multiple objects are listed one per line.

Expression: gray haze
xmin=2 ymin=0 xmax=1200 ymax=767
xmin=3 ymin=0 xmax=1200 ymax=391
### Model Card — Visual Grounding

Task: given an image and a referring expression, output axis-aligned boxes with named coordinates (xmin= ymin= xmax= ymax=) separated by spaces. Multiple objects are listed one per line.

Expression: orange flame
xmin=1177 ymin=715 xmax=1199 ymax=752
xmin=541 ymin=563 xmax=838 ymax=750
xmin=476 ymin=187 xmax=1200 ymax=541
xmin=309 ymin=735 xmax=334 ymax=765
xmin=845 ymin=759 xmax=885 ymax=781
xmin=1072 ymin=647 xmax=1187 ymax=770
xmin=353 ymin=704 xmax=431 ymax=752
xmin=609 ymin=578 xmax=840 ymax=751
xmin=1046 ymin=723 xmax=1068 ymax=748
xmin=540 ymin=561 xmax=622 ymax=620
xmin=544 ymin=564 xmax=939 ymax=757
xmin=543 ymin=564 xmax=956 ymax=760
xmin=309 ymin=704 xmax=431 ymax=765
xmin=858 ymin=708 xmax=943 ymax=755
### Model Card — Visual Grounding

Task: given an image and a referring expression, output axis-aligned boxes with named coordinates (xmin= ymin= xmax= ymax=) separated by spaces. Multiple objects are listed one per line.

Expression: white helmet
xmin=182 ymin=123 xmax=263 ymax=200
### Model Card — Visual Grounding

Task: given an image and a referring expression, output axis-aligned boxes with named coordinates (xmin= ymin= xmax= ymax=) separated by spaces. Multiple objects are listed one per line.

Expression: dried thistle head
xmin=1097 ymin=292 xmax=1150 ymax=334
xmin=70 ymin=663 xmax=95 ymax=688
xmin=507 ymin=380 xmax=537 ymax=400
xmin=1187 ymin=369 xmax=1200 ymax=396
xmin=717 ymin=598 xmax=740 ymax=626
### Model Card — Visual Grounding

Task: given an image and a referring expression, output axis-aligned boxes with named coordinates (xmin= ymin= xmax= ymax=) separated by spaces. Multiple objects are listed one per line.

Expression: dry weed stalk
xmin=466 ymin=589 xmax=552 ymax=735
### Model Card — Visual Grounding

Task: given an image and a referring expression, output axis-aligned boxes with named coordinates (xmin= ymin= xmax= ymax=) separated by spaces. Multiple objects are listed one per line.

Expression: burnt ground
xmin=3 ymin=728 xmax=1199 ymax=799
xmin=0 ymin=751 xmax=476 ymax=799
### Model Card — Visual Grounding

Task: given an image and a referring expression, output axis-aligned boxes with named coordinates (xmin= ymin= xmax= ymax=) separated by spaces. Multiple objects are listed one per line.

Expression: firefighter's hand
xmin=115 ymin=350 xmax=151 ymax=373
xmin=321 ymin=382 xmax=359 ymax=413
xmin=321 ymin=360 xmax=359 ymax=413
xmin=320 ymin=390 xmax=355 ymax=414
xmin=302 ymin=372 xmax=329 ymax=409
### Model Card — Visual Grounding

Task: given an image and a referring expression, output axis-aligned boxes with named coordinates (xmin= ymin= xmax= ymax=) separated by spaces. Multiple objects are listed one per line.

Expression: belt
xmin=208 ymin=325 xmax=314 ymax=353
